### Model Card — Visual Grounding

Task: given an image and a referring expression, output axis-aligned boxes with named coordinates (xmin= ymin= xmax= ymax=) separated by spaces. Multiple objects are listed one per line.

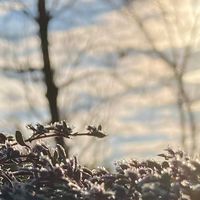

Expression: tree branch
xmin=50 ymin=0 xmax=77 ymax=19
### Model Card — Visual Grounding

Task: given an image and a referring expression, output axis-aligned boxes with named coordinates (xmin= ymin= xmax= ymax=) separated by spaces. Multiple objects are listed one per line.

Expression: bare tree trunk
xmin=170 ymin=68 xmax=194 ymax=153
xmin=126 ymin=8 xmax=197 ymax=154
xmin=37 ymin=0 xmax=69 ymax=156
xmin=177 ymin=98 xmax=187 ymax=150
xmin=175 ymin=72 xmax=197 ymax=154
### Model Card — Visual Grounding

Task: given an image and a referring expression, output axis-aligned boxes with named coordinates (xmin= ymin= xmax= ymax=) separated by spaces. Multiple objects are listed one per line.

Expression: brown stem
xmin=12 ymin=132 xmax=93 ymax=146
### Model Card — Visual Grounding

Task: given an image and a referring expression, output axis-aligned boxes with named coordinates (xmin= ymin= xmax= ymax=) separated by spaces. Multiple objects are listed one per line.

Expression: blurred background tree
xmin=0 ymin=0 xmax=86 ymax=157
xmin=108 ymin=0 xmax=200 ymax=155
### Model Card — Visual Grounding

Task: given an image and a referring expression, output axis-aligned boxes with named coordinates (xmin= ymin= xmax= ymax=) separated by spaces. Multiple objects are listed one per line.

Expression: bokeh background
xmin=0 ymin=0 xmax=200 ymax=167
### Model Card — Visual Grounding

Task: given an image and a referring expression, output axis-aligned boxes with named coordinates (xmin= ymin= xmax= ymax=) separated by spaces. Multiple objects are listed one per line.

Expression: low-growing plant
xmin=0 ymin=121 xmax=199 ymax=200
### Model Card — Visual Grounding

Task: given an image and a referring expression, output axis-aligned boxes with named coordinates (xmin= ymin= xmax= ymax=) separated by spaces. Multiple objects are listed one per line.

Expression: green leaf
xmin=56 ymin=144 xmax=67 ymax=164
xmin=0 ymin=133 xmax=7 ymax=144
xmin=98 ymin=125 xmax=102 ymax=131
xmin=15 ymin=131 xmax=30 ymax=148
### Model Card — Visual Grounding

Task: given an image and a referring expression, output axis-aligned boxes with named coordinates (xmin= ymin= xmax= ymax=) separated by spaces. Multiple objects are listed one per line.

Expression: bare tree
xmin=36 ymin=0 xmax=69 ymax=153
xmin=107 ymin=0 xmax=200 ymax=154
xmin=0 ymin=0 xmax=113 ymax=160
xmin=0 ymin=0 xmax=82 ymax=156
